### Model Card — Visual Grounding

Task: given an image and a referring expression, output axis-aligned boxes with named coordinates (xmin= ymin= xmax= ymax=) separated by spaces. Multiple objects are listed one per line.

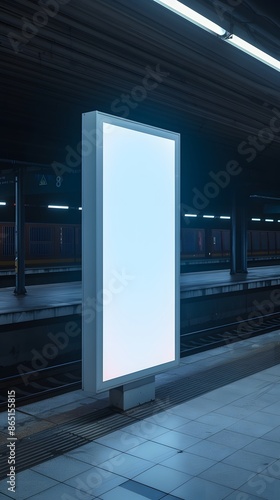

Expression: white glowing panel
xmin=103 ymin=125 xmax=176 ymax=380
xmin=82 ymin=112 xmax=180 ymax=393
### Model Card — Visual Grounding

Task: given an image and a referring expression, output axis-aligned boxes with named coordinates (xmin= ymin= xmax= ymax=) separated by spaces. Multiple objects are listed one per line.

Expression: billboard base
xmin=109 ymin=376 xmax=155 ymax=410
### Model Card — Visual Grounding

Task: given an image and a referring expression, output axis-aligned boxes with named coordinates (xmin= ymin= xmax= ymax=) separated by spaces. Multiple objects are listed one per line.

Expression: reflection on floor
xmin=1 ymin=331 xmax=280 ymax=499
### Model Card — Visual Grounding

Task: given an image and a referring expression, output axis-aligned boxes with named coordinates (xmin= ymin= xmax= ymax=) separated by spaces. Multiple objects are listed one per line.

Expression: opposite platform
xmin=1 ymin=265 xmax=280 ymax=325
xmin=0 ymin=282 xmax=81 ymax=325
xmin=181 ymin=265 xmax=280 ymax=298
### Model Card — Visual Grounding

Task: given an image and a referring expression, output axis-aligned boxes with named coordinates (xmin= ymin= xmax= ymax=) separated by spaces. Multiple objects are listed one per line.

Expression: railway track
xmin=1 ymin=312 xmax=280 ymax=409
xmin=181 ymin=311 xmax=280 ymax=355
xmin=0 ymin=361 xmax=81 ymax=410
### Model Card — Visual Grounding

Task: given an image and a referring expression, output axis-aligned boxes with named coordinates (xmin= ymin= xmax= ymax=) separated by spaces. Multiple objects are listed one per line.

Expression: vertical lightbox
xmin=82 ymin=111 xmax=180 ymax=393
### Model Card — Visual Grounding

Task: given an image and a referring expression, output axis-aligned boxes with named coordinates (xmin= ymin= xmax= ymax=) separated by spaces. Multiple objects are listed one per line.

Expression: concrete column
xmin=14 ymin=168 xmax=26 ymax=295
xmin=231 ymin=189 xmax=248 ymax=274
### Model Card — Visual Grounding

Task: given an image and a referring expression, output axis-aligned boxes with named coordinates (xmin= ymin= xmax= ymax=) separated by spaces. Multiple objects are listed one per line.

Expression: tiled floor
xmin=1 ymin=333 xmax=280 ymax=498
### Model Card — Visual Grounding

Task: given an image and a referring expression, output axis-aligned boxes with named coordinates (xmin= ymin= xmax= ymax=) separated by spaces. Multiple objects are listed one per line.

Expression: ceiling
xmin=0 ymin=0 xmax=279 ymax=208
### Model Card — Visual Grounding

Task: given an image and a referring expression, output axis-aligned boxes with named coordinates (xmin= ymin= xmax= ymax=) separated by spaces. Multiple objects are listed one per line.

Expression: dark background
xmin=0 ymin=0 xmax=279 ymax=216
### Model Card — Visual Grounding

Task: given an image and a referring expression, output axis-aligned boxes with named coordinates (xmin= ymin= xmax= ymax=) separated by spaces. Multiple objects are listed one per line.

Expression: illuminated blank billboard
xmin=82 ymin=111 xmax=180 ymax=393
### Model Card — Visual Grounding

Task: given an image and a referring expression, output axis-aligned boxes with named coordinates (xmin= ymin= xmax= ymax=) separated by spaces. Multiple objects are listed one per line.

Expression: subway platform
xmin=1 ymin=330 xmax=280 ymax=499
xmin=180 ymin=265 xmax=280 ymax=298
xmin=0 ymin=282 xmax=81 ymax=325
xmin=1 ymin=265 xmax=280 ymax=324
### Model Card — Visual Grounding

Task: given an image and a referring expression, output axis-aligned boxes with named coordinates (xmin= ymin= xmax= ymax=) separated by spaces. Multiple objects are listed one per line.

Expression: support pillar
xmin=230 ymin=189 xmax=248 ymax=274
xmin=14 ymin=168 xmax=26 ymax=295
xmin=109 ymin=376 xmax=155 ymax=411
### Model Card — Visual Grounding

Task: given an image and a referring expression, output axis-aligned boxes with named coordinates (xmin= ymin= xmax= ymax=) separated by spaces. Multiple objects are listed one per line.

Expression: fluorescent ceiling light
xmin=203 ymin=215 xmax=215 ymax=218
xmin=0 ymin=202 xmax=6 ymax=206
xmin=220 ymin=216 xmax=230 ymax=219
xmin=265 ymin=218 xmax=274 ymax=222
xmin=184 ymin=213 xmax=197 ymax=217
xmin=225 ymin=34 xmax=280 ymax=72
xmin=251 ymin=218 xmax=261 ymax=221
xmin=152 ymin=0 xmax=226 ymax=36
xmin=79 ymin=207 xmax=82 ymax=210
xmin=48 ymin=205 xmax=69 ymax=209
xmin=151 ymin=1 xmax=280 ymax=72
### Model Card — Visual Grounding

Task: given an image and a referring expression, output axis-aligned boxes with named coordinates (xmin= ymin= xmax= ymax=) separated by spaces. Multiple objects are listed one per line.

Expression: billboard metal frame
xmin=82 ymin=111 xmax=180 ymax=393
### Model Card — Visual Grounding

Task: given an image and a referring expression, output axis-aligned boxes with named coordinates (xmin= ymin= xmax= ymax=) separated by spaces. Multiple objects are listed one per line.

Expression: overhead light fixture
xmin=224 ymin=34 xmax=280 ymax=72
xmin=220 ymin=215 xmax=230 ymax=219
xmin=251 ymin=218 xmax=261 ymax=221
xmin=265 ymin=218 xmax=274 ymax=222
xmin=184 ymin=213 xmax=197 ymax=217
xmin=203 ymin=215 xmax=215 ymax=218
xmin=48 ymin=205 xmax=69 ymax=209
xmin=79 ymin=207 xmax=82 ymax=210
xmin=151 ymin=1 xmax=280 ymax=72
xmin=152 ymin=0 xmax=226 ymax=36
xmin=250 ymin=195 xmax=280 ymax=200
xmin=0 ymin=202 xmax=6 ymax=206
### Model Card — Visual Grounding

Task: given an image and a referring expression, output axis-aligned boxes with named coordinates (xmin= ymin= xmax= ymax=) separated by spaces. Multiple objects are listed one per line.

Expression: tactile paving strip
xmin=0 ymin=341 xmax=279 ymax=479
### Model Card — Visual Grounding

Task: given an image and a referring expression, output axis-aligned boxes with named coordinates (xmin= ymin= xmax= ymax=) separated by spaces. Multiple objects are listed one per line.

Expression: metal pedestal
xmin=109 ymin=376 xmax=155 ymax=411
